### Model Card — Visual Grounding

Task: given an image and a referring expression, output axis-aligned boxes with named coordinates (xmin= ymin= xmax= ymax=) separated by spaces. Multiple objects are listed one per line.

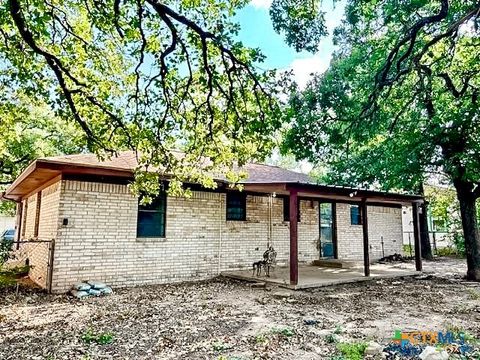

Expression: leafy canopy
xmin=280 ymin=0 xmax=480 ymax=194
xmin=0 ymin=0 xmax=286 ymax=197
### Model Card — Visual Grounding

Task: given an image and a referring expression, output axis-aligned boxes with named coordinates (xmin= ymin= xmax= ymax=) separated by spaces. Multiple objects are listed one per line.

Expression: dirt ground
xmin=1 ymin=257 xmax=479 ymax=359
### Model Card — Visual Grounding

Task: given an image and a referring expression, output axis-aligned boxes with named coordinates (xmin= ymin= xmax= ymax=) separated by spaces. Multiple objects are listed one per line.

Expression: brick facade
xmin=336 ymin=203 xmax=403 ymax=261
xmin=18 ymin=179 xmax=403 ymax=292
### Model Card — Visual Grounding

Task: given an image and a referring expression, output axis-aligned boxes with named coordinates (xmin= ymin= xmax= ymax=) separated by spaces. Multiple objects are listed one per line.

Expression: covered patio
xmin=222 ymin=263 xmax=419 ymax=290
xmin=235 ymin=181 xmax=425 ymax=288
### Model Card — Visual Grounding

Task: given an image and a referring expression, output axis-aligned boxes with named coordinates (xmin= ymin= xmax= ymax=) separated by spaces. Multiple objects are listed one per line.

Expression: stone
xmin=272 ymin=290 xmax=292 ymax=299
xmin=100 ymin=287 xmax=113 ymax=295
xmin=303 ymin=319 xmax=318 ymax=326
xmin=250 ymin=282 xmax=266 ymax=289
xmin=87 ymin=280 xmax=107 ymax=289
xmin=70 ymin=290 xmax=89 ymax=299
xmin=419 ymin=346 xmax=449 ymax=360
xmin=365 ymin=341 xmax=383 ymax=355
xmin=73 ymin=282 xmax=91 ymax=291
xmin=88 ymin=288 xmax=102 ymax=296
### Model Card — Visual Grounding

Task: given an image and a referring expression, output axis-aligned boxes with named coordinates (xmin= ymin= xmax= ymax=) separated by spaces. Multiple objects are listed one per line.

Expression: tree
xmin=0 ymin=93 xmax=86 ymax=214
xmin=0 ymin=0 xmax=283 ymax=198
xmin=278 ymin=1 xmax=480 ymax=280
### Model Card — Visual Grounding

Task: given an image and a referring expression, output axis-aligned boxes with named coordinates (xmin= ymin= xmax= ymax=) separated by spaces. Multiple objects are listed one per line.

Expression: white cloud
xmin=250 ymin=0 xmax=272 ymax=9
xmin=289 ymin=54 xmax=330 ymax=89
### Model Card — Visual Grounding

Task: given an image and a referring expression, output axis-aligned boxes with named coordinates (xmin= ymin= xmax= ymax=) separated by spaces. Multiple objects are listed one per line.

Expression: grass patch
xmin=0 ymin=266 xmax=30 ymax=288
xmin=333 ymin=325 xmax=343 ymax=335
xmin=467 ymin=288 xmax=480 ymax=300
xmin=212 ymin=341 xmax=228 ymax=352
xmin=81 ymin=329 xmax=114 ymax=345
xmin=336 ymin=342 xmax=367 ymax=360
xmin=325 ymin=333 xmax=338 ymax=344
xmin=271 ymin=326 xmax=295 ymax=337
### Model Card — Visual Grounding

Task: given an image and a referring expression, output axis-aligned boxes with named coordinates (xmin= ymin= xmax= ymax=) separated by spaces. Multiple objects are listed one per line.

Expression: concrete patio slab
xmin=221 ymin=263 xmax=420 ymax=290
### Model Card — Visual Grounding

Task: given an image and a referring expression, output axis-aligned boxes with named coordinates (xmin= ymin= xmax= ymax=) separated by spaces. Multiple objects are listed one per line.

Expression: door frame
xmin=319 ymin=201 xmax=338 ymax=259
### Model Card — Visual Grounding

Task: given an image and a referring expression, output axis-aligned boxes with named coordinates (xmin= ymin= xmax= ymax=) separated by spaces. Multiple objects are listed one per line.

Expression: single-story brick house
xmin=2 ymin=152 xmax=424 ymax=292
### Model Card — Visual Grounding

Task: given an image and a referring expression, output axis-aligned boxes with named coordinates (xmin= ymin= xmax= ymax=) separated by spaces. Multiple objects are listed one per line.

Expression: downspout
xmin=217 ymin=194 xmax=224 ymax=274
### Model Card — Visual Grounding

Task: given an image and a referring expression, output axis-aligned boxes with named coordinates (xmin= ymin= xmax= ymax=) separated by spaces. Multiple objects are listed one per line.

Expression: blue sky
xmin=235 ymin=0 xmax=346 ymax=88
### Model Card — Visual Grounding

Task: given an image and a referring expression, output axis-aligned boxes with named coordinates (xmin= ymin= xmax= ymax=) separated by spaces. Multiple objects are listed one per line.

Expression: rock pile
xmin=70 ymin=281 xmax=113 ymax=299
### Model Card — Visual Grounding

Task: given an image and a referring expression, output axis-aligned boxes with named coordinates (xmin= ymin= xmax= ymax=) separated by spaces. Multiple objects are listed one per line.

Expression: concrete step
xmin=311 ymin=259 xmax=357 ymax=269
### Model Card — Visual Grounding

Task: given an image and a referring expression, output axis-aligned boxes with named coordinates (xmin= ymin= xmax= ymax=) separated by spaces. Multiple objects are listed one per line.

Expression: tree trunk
xmin=418 ymin=184 xmax=433 ymax=260
xmin=455 ymin=181 xmax=480 ymax=281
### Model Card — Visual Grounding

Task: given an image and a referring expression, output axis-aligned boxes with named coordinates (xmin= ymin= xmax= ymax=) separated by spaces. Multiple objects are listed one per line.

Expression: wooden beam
xmin=289 ymin=189 xmax=299 ymax=285
xmin=412 ymin=202 xmax=423 ymax=271
xmin=361 ymin=199 xmax=370 ymax=277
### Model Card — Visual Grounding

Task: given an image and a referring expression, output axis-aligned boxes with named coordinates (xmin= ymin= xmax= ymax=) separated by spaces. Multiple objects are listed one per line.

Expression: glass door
xmin=319 ymin=202 xmax=336 ymax=258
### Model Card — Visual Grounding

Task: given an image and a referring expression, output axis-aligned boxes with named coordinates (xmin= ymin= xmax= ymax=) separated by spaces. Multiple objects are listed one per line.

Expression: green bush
xmin=452 ymin=232 xmax=466 ymax=257
xmin=0 ymin=237 xmax=13 ymax=265
xmin=81 ymin=329 xmax=114 ymax=345
xmin=336 ymin=342 xmax=367 ymax=360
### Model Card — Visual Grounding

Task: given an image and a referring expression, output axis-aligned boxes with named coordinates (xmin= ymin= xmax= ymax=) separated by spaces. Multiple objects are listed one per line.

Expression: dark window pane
xmin=350 ymin=205 xmax=361 ymax=225
xmin=226 ymin=193 xmax=246 ymax=221
xmin=137 ymin=192 xmax=166 ymax=237
xmin=283 ymin=197 xmax=301 ymax=222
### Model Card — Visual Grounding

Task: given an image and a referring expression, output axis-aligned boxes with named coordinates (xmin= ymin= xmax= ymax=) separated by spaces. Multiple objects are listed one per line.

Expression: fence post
xmin=47 ymin=239 xmax=55 ymax=294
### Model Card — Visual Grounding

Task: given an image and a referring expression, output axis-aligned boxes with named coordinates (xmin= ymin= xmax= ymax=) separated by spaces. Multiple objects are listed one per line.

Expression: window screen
xmin=350 ymin=205 xmax=362 ymax=225
xmin=226 ymin=192 xmax=246 ymax=221
xmin=137 ymin=192 xmax=167 ymax=237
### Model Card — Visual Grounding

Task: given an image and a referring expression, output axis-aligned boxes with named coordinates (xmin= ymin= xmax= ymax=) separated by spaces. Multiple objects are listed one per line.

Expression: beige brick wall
xmin=368 ymin=206 xmax=403 ymax=260
xmin=23 ymin=194 xmax=37 ymax=239
xmin=51 ymin=181 xmax=320 ymax=291
xmin=38 ymin=182 xmax=61 ymax=240
xmin=17 ymin=179 xmax=403 ymax=292
xmin=336 ymin=203 xmax=403 ymax=261
xmin=17 ymin=182 xmax=60 ymax=288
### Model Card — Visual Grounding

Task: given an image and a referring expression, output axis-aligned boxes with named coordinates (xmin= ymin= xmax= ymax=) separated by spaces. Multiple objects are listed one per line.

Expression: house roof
xmin=2 ymin=151 xmax=423 ymax=204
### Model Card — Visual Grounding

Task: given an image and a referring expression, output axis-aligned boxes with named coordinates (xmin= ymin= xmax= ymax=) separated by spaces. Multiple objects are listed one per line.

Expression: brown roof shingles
xmin=38 ymin=151 xmax=312 ymax=184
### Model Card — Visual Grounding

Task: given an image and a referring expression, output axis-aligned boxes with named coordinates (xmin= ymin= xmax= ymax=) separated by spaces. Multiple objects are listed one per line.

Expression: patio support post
xmin=361 ymin=199 xmax=370 ymax=277
xmin=289 ymin=189 xmax=299 ymax=285
xmin=412 ymin=202 xmax=423 ymax=271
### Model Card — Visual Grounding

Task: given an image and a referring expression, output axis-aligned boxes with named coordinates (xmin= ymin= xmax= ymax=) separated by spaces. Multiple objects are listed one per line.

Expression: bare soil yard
xmin=1 ymin=257 xmax=479 ymax=359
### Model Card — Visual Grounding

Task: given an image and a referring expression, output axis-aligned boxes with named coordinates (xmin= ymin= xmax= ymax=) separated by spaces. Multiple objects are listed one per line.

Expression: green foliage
xmin=270 ymin=0 xmax=327 ymax=52
xmin=0 ymin=266 xmax=30 ymax=288
xmin=212 ymin=341 xmax=228 ymax=352
xmin=333 ymin=325 xmax=343 ymax=335
xmin=336 ymin=342 xmax=367 ymax=360
xmin=0 ymin=0 xmax=285 ymax=199
xmin=0 ymin=237 xmax=13 ymax=265
xmin=271 ymin=326 xmax=295 ymax=337
xmin=0 ymin=100 xmax=86 ymax=190
xmin=279 ymin=0 xmax=480 ymax=278
xmin=435 ymin=246 xmax=460 ymax=257
xmin=81 ymin=329 xmax=114 ymax=345
xmin=0 ymin=202 xmax=15 ymax=216
xmin=325 ymin=333 xmax=338 ymax=344
xmin=467 ymin=288 xmax=480 ymax=300
xmin=282 ymin=1 xmax=480 ymax=192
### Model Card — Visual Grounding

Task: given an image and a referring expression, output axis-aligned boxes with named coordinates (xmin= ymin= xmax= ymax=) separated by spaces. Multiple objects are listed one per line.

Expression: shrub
xmin=81 ymin=329 xmax=114 ymax=345
xmin=0 ymin=237 xmax=13 ymax=265
xmin=336 ymin=342 xmax=367 ymax=360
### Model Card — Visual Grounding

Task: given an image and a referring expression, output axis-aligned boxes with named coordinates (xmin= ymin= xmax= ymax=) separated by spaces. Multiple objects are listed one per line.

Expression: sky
xmin=235 ymin=0 xmax=346 ymax=88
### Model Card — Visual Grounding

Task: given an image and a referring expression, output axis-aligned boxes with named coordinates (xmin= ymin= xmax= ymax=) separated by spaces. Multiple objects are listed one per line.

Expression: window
xmin=226 ymin=192 xmax=246 ymax=221
xmin=137 ymin=192 xmax=167 ymax=238
xmin=350 ymin=205 xmax=362 ymax=225
xmin=283 ymin=197 xmax=301 ymax=222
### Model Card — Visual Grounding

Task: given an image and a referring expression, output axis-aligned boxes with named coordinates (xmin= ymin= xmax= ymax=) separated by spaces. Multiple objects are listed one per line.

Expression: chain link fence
xmin=3 ymin=239 xmax=55 ymax=292
xmin=403 ymin=231 xmax=454 ymax=257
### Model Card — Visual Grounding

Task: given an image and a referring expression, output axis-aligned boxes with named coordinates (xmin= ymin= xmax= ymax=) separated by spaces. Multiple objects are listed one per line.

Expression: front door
xmin=319 ymin=202 xmax=337 ymax=259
